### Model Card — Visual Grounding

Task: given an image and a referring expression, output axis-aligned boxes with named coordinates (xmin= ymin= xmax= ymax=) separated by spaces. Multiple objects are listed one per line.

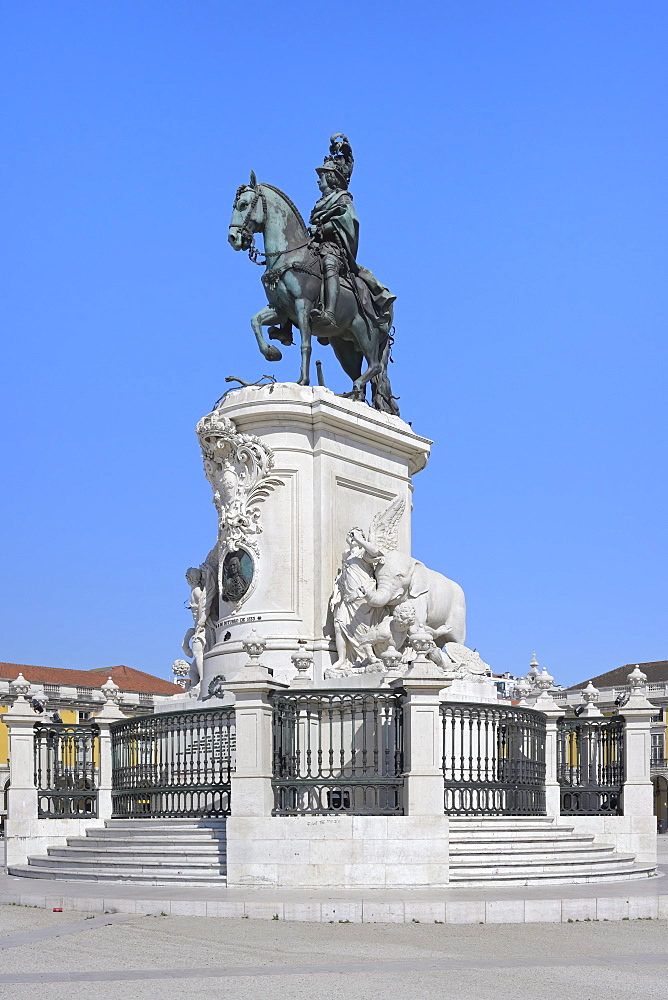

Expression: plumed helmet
xmin=315 ymin=134 xmax=354 ymax=189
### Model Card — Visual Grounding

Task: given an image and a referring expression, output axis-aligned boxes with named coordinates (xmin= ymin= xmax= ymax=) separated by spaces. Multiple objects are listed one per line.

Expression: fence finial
xmin=290 ymin=648 xmax=314 ymax=687
xmin=627 ymin=664 xmax=647 ymax=694
xmin=9 ymin=673 xmax=30 ymax=702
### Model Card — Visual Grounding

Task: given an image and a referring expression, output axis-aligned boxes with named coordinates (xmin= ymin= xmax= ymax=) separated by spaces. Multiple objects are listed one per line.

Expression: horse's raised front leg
xmin=250 ymin=305 xmax=283 ymax=362
xmin=294 ymin=298 xmax=312 ymax=385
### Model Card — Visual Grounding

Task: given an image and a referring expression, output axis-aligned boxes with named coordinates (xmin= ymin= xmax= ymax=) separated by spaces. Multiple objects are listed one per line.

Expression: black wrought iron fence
xmin=33 ymin=722 xmax=99 ymax=818
xmin=440 ymin=702 xmax=546 ymax=815
xmin=557 ymin=716 xmax=624 ymax=815
xmin=110 ymin=707 xmax=235 ymax=818
xmin=272 ymin=690 xmax=404 ymax=815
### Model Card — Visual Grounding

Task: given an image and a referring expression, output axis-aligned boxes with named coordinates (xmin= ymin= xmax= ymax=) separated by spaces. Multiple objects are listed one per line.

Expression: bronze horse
xmin=228 ymin=174 xmax=398 ymax=415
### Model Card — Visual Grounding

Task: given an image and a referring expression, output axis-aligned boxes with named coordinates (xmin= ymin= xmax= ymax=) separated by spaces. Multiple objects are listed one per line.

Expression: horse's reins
xmin=231 ymin=183 xmax=315 ymax=267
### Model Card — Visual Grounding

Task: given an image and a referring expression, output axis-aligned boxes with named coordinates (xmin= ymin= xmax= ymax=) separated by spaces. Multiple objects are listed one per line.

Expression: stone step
xmin=449 ymin=816 xmax=557 ymax=823
xmin=449 ymin=863 xmax=657 ymax=886
xmin=28 ymin=854 xmax=224 ymax=872
xmin=450 ymin=833 xmax=594 ymax=849
xmin=446 ymin=815 xmax=658 ymax=885
xmin=8 ymin=864 xmax=226 ymax=884
xmin=450 ymin=826 xmax=586 ymax=840
xmin=8 ymin=817 xmax=230 ymax=887
xmin=450 ymin=843 xmax=614 ymax=858
xmin=102 ymin=820 xmax=227 ymax=830
xmin=66 ymin=838 xmax=225 ymax=854
xmin=84 ymin=830 xmax=227 ymax=842
xmin=46 ymin=847 xmax=225 ymax=863
xmin=452 ymin=855 xmax=638 ymax=875
xmin=451 ymin=850 xmax=625 ymax=867
xmin=448 ymin=821 xmax=570 ymax=832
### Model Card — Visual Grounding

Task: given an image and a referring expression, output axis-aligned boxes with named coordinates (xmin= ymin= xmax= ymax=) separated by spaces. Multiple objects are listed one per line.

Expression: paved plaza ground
xmin=0 ymin=836 xmax=664 ymax=998
xmin=0 ymin=903 xmax=666 ymax=999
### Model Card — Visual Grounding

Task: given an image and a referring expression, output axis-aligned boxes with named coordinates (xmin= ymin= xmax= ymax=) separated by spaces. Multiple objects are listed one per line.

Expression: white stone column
xmin=622 ymin=667 xmax=656 ymax=820
xmin=223 ymin=631 xmax=288 ymax=817
xmin=531 ymin=671 xmax=565 ymax=821
xmin=392 ymin=631 xmax=449 ymax=816
xmin=94 ymin=678 xmax=126 ymax=822
xmin=3 ymin=675 xmax=39 ymax=865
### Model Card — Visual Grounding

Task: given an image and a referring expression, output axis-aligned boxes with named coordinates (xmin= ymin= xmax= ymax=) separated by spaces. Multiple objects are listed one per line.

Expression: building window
xmin=78 ymin=710 xmax=93 ymax=723
xmin=651 ymin=733 xmax=665 ymax=762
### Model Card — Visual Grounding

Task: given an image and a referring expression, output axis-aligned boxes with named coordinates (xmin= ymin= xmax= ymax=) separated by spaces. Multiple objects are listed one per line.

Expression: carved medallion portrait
xmin=221 ymin=549 xmax=253 ymax=604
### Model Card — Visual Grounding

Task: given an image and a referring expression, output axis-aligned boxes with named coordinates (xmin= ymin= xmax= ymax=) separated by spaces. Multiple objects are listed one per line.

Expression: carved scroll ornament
xmin=196 ymin=410 xmax=283 ymax=610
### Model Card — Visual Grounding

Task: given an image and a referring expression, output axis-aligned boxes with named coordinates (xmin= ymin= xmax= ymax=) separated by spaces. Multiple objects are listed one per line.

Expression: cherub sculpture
xmin=182 ymin=549 xmax=218 ymax=688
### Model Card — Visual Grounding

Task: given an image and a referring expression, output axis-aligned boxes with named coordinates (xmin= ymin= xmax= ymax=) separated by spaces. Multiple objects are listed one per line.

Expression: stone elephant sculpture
xmin=363 ymin=550 xmax=466 ymax=646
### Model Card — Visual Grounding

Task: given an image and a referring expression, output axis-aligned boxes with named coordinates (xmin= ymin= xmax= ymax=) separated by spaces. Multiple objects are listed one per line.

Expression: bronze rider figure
xmin=308 ymin=134 xmax=358 ymax=328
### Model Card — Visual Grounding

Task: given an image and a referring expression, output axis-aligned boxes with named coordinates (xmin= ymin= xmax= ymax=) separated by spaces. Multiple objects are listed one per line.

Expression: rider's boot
xmin=322 ymin=265 xmax=339 ymax=327
xmin=268 ymin=320 xmax=294 ymax=346
xmin=313 ymin=257 xmax=339 ymax=328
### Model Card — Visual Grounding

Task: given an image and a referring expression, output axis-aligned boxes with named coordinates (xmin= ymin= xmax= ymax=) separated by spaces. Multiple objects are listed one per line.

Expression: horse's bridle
xmin=232 ymin=182 xmax=316 ymax=267
xmin=230 ymin=184 xmax=268 ymax=263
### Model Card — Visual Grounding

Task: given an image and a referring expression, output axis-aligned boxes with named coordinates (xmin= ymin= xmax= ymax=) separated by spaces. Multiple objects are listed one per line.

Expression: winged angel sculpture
xmin=327 ymin=497 xmax=404 ymax=675
xmin=327 ymin=497 xmax=467 ymax=677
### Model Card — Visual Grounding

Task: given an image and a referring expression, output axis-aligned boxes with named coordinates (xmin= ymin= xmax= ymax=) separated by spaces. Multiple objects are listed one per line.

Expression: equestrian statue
xmin=228 ymin=135 xmax=399 ymax=415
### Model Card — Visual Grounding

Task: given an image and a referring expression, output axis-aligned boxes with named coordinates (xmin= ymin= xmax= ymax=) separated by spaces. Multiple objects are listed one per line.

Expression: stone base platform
xmin=1 ymin=862 xmax=665 ymax=925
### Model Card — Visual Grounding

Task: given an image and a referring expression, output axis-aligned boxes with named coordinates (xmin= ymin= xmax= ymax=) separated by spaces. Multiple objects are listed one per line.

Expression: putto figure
xmin=228 ymin=135 xmax=399 ymax=414
xmin=182 ymin=553 xmax=218 ymax=688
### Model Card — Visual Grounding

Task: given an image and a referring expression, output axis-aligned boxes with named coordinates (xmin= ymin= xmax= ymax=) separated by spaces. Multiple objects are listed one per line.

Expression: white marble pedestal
xmin=200 ymin=384 xmax=431 ymax=690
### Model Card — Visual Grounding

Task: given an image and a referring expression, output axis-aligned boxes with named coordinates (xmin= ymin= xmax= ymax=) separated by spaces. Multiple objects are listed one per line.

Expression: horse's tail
xmin=371 ymin=331 xmax=400 ymax=416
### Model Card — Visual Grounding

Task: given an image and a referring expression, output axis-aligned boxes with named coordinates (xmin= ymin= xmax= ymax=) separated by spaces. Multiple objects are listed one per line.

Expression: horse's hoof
xmin=264 ymin=345 xmax=282 ymax=362
xmin=297 ymin=377 xmax=310 ymax=386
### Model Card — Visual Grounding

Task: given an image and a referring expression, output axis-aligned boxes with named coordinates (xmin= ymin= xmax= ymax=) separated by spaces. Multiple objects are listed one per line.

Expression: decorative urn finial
xmin=581 ymin=680 xmax=600 ymax=704
xmin=527 ymin=653 xmax=540 ymax=685
xmin=380 ymin=644 xmax=403 ymax=676
xmin=535 ymin=666 xmax=554 ymax=693
xmin=101 ymin=676 xmax=122 ymax=705
xmin=10 ymin=673 xmax=31 ymax=702
xmin=290 ymin=648 xmax=314 ymax=686
xmin=242 ymin=629 xmax=267 ymax=668
xmin=407 ymin=625 xmax=436 ymax=659
xmin=627 ymin=664 xmax=648 ymax=695
xmin=513 ymin=676 xmax=533 ymax=703
xmin=172 ymin=659 xmax=191 ymax=690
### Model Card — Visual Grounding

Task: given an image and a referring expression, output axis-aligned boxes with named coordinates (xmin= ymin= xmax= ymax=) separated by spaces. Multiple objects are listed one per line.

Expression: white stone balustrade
xmin=3 ymin=657 xmax=658 ymax=881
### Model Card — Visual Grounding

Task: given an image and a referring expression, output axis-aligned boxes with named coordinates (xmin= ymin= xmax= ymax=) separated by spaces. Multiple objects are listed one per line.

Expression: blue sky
xmin=2 ymin=2 xmax=666 ymax=686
